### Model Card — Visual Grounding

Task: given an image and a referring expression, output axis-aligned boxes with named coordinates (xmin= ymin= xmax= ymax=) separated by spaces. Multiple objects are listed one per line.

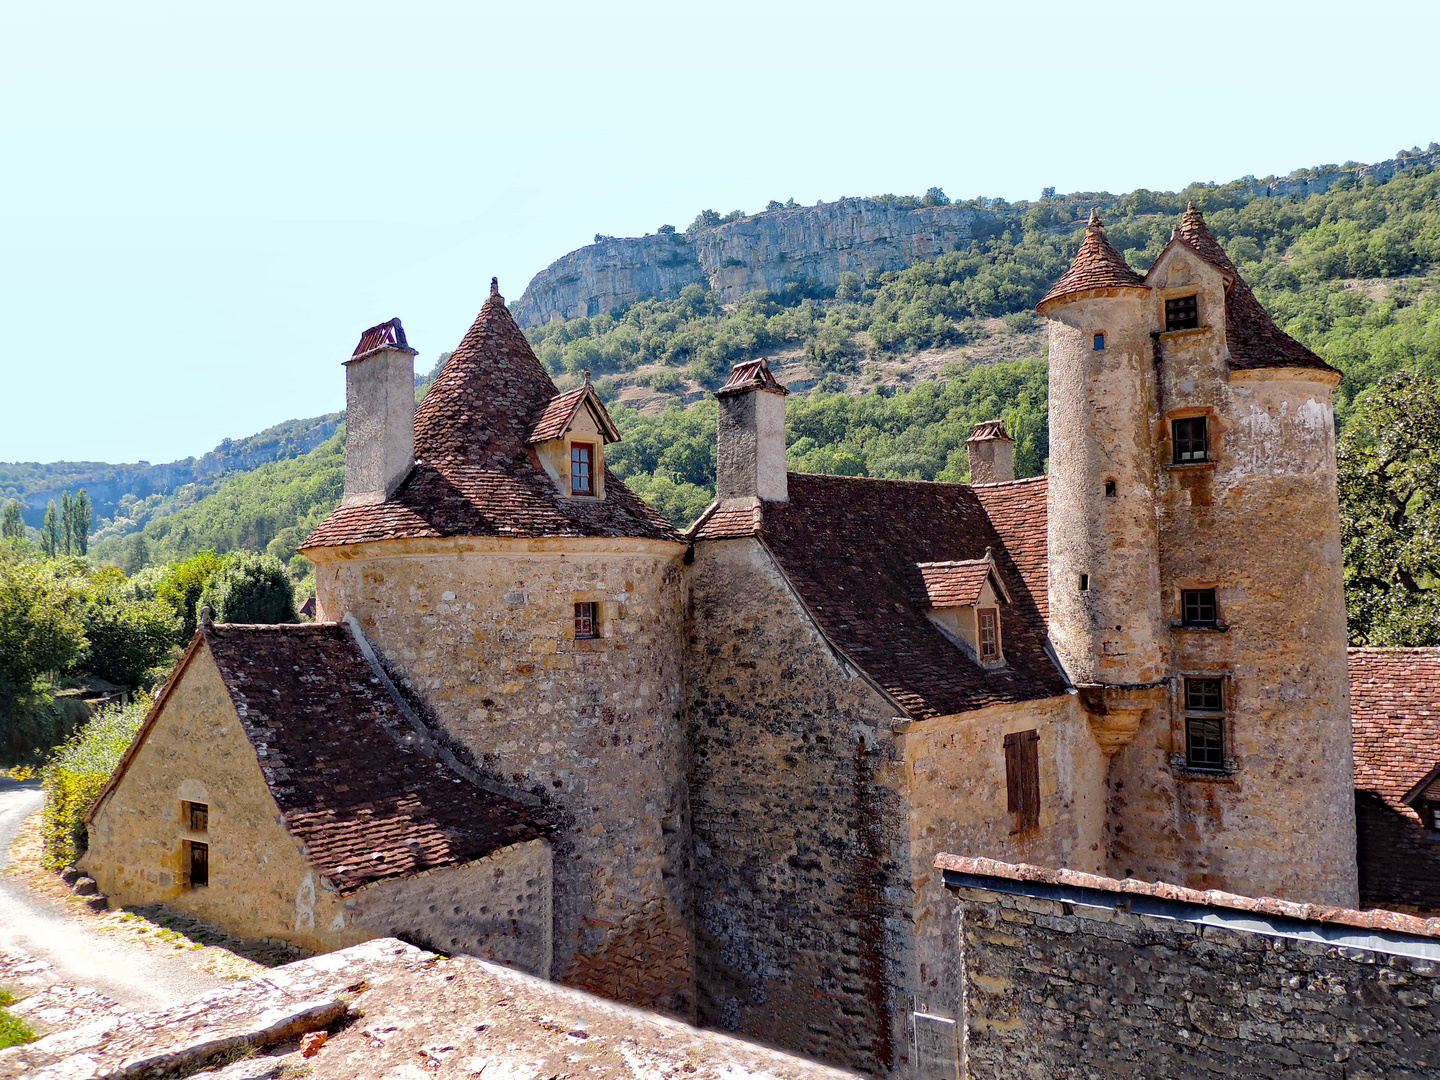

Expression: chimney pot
xmin=966 ymin=420 xmax=1015 ymax=484
xmin=343 ymin=318 xmax=417 ymax=507
xmin=715 ymin=359 xmax=789 ymax=503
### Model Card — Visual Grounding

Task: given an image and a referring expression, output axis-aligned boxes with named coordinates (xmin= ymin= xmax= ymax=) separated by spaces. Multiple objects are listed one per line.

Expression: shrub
xmin=42 ymin=697 xmax=147 ymax=867
xmin=198 ymin=553 xmax=295 ymax=624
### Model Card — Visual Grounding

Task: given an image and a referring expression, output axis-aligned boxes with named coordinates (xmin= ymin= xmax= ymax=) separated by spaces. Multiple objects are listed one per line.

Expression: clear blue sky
xmin=4 ymin=0 xmax=1436 ymax=464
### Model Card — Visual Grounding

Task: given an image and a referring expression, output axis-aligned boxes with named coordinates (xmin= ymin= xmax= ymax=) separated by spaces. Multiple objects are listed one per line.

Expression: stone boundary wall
xmin=935 ymin=855 xmax=1440 ymax=1080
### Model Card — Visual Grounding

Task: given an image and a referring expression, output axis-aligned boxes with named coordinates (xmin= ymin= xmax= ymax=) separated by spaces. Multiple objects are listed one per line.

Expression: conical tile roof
xmin=302 ymin=280 xmax=679 ymax=548
xmin=1037 ymin=211 xmax=1147 ymax=308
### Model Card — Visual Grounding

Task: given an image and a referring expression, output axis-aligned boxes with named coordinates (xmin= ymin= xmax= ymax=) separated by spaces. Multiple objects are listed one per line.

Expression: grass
xmin=0 ymin=988 xmax=36 ymax=1049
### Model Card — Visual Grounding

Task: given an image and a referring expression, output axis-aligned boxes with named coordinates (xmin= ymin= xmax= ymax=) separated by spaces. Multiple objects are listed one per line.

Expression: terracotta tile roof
xmin=914 ymin=558 xmax=994 ymax=608
xmin=526 ymin=384 xmax=621 ymax=445
xmin=972 ymin=476 xmax=1049 ymax=622
xmin=1037 ymin=212 xmax=1147 ymax=308
xmin=351 ymin=317 xmax=411 ymax=360
xmin=1167 ymin=206 xmax=1340 ymax=376
xmin=717 ymin=358 xmax=789 ymax=397
xmin=966 ymin=420 xmax=1011 ymax=443
xmin=302 ymin=283 xmax=679 ymax=549
xmin=935 ymin=853 xmax=1440 ymax=939
xmin=203 ymin=622 xmax=543 ymax=893
xmin=1350 ymin=647 xmax=1440 ymax=812
xmin=690 ymin=474 xmax=1065 ymax=718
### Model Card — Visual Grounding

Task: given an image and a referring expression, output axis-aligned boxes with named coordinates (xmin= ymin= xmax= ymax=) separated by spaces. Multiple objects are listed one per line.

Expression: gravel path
xmin=0 ymin=777 xmax=224 ymax=1009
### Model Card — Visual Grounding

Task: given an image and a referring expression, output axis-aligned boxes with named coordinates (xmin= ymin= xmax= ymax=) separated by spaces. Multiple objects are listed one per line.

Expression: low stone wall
xmin=935 ymin=855 xmax=1440 ymax=1080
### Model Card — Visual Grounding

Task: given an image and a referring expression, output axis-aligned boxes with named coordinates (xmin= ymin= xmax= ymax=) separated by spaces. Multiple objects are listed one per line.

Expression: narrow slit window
xmin=188 ymin=840 xmax=209 ymax=888
xmin=1079 ymin=574 xmax=1089 ymax=592
xmin=1172 ymin=416 xmax=1208 ymax=463
xmin=574 ymin=601 xmax=598 ymax=639
xmin=1004 ymin=729 xmax=1040 ymax=833
xmin=1104 ymin=479 xmax=1117 ymax=498
xmin=571 ymin=443 xmax=594 ymax=495
xmin=1093 ymin=332 xmax=1106 ymax=350
xmin=1184 ymin=677 xmax=1225 ymax=771
xmin=188 ymin=801 xmax=208 ymax=833
xmin=1165 ymin=294 xmax=1199 ymax=331
xmin=979 ymin=608 xmax=999 ymax=659
xmin=1181 ymin=588 xmax=1218 ymax=627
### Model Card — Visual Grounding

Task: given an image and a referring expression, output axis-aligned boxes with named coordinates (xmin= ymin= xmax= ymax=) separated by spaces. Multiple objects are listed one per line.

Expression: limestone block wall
xmin=311 ymin=537 xmax=694 ymax=1015
xmin=942 ymin=864 xmax=1440 ymax=1080
xmin=685 ymin=538 xmax=913 ymax=1077
xmin=1108 ymin=330 xmax=1356 ymax=905
xmin=902 ymin=694 xmax=1107 ymax=1023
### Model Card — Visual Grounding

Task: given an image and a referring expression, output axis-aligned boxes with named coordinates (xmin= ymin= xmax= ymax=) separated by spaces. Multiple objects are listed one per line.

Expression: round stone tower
xmin=1038 ymin=212 xmax=1167 ymax=704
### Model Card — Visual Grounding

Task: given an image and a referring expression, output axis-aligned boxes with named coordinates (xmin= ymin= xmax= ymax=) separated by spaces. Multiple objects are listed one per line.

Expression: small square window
xmin=1185 ymin=715 xmax=1225 ymax=770
xmin=571 ymin=443 xmax=594 ymax=495
xmin=188 ymin=840 xmax=209 ymax=888
xmin=1181 ymin=589 xmax=1218 ymax=627
xmin=1165 ymin=294 xmax=1199 ymax=332
xmin=1172 ymin=416 xmax=1208 ymax=463
xmin=188 ymin=801 xmax=208 ymax=833
xmin=1104 ymin=480 xmax=1117 ymax=498
xmin=1093 ymin=332 xmax=1106 ymax=350
xmin=979 ymin=608 xmax=999 ymax=659
xmin=574 ymin=601 xmax=598 ymax=639
xmin=1184 ymin=676 xmax=1224 ymax=712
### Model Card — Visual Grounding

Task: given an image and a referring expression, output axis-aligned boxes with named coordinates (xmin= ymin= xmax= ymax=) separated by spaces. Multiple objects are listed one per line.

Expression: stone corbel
xmin=1076 ymin=682 xmax=1168 ymax=756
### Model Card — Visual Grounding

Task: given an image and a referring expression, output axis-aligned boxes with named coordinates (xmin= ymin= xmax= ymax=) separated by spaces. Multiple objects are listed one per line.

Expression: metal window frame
xmin=1172 ymin=416 xmax=1209 ymax=463
xmin=1164 ymin=293 xmax=1200 ymax=332
xmin=1181 ymin=587 xmax=1218 ymax=626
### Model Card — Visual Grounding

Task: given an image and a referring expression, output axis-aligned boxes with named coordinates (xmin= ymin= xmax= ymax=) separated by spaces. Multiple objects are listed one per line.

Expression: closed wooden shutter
xmin=189 ymin=841 xmax=209 ymax=888
xmin=1004 ymin=729 xmax=1040 ymax=833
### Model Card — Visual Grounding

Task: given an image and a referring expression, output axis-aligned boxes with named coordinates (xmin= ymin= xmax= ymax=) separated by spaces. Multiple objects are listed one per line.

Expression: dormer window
xmin=979 ymin=609 xmax=1000 ymax=659
xmin=914 ymin=553 xmax=1010 ymax=668
xmin=571 ymin=443 xmax=594 ymax=495
xmin=1165 ymin=294 xmax=1199 ymax=332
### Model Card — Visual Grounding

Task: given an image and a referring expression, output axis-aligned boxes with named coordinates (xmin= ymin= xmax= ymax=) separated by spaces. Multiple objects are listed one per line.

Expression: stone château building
xmin=83 ymin=210 xmax=1440 ymax=1078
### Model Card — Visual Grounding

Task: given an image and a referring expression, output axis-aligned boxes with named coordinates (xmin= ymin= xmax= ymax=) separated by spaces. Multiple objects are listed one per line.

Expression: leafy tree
xmin=0 ymin=556 xmax=87 ymax=698
xmin=688 ymin=209 xmax=722 ymax=232
xmin=1 ymin=501 xmax=23 ymax=541
xmin=657 ymin=224 xmax=676 ymax=234
xmin=765 ymin=200 xmax=783 ymax=211
xmin=60 ymin=491 xmax=74 ymax=555
xmin=921 ymin=187 xmax=950 ymax=207
xmin=72 ymin=491 xmax=91 ymax=556
xmin=198 ymin=552 xmax=296 ymax=624
xmin=155 ymin=550 xmax=228 ymax=642
xmin=122 ymin=535 xmax=149 ymax=575
xmin=78 ymin=571 xmax=179 ymax=689
xmin=1338 ymin=369 xmax=1440 ymax=645
xmin=40 ymin=502 xmax=60 ymax=558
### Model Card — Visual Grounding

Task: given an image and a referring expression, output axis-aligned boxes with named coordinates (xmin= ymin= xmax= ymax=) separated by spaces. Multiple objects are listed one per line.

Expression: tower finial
xmin=1088 ymin=208 xmax=1103 ymax=229
xmin=490 ymin=276 xmax=500 ymax=298
xmin=582 ymin=368 xmax=592 ymax=386
xmin=1186 ymin=199 xmax=1196 ymax=212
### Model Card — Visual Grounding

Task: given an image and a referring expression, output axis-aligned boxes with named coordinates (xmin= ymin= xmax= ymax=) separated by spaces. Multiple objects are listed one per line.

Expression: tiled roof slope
xmin=1169 ymin=205 xmax=1339 ymax=375
xmin=525 ymin=384 xmax=619 ymax=445
xmin=203 ymin=622 xmax=543 ymax=893
xmin=690 ymin=473 xmax=1065 ymax=718
xmin=1350 ymin=647 xmax=1440 ymax=809
xmin=1037 ymin=212 xmax=1147 ymax=308
xmin=302 ymin=284 xmax=678 ymax=549
xmin=915 ymin=559 xmax=993 ymax=608
xmin=973 ymin=476 xmax=1049 ymax=621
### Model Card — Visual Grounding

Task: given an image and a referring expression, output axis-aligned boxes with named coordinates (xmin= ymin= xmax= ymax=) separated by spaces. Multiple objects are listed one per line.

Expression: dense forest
xmin=6 ymin=151 xmax=1440 ymax=763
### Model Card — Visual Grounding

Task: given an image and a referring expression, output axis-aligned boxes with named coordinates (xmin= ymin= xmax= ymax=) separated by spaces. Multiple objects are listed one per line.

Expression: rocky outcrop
xmin=513 ymin=199 xmax=996 ymax=326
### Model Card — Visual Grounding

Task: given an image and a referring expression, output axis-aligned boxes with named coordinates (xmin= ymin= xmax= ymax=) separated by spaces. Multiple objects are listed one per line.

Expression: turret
xmin=342 ymin=318 xmax=416 ymax=507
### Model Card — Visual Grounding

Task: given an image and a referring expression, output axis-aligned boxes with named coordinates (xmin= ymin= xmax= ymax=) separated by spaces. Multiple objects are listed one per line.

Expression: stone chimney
xmin=715 ymin=359 xmax=789 ymax=503
xmin=342 ymin=318 xmax=417 ymax=507
xmin=966 ymin=420 xmax=1014 ymax=484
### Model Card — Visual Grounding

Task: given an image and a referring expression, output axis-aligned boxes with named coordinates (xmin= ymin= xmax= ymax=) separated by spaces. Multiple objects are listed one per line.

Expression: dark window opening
xmin=188 ymin=841 xmax=209 ymax=888
xmin=1184 ymin=677 xmax=1225 ymax=771
xmin=979 ymin=608 xmax=999 ymax=659
xmin=1079 ymin=574 xmax=1089 ymax=592
xmin=1425 ymin=802 xmax=1440 ymax=833
xmin=1004 ymin=729 xmax=1040 ymax=833
xmin=1165 ymin=294 xmax=1199 ymax=331
xmin=1172 ymin=416 xmax=1208 ymax=463
xmin=571 ymin=443 xmax=594 ymax=495
xmin=188 ymin=801 xmax=208 ymax=833
xmin=1181 ymin=588 xmax=1218 ymax=627
xmin=1104 ymin=479 xmax=1117 ymax=498
xmin=1093 ymin=332 xmax=1106 ymax=350
xmin=574 ymin=601 xmax=598 ymax=639
xmin=1185 ymin=676 xmax=1224 ymax=712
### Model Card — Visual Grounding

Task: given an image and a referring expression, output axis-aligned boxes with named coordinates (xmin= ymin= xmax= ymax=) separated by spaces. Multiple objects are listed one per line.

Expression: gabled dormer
xmin=914 ymin=548 xmax=1012 ymax=668
xmin=526 ymin=375 xmax=621 ymax=500
xmin=1402 ymin=763 xmax=1440 ymax=835
xmin=1144 ymin=221 xmax=1232 ymax=351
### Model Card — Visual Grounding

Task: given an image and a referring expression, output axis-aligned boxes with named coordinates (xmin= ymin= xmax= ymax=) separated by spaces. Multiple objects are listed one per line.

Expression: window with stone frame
xmin=1181 ymin=588 xmax=1219 ymax=627
xmin=574 ymin=601 xmax=599 ymax=639
xmin=1004 ymin=729 xmax=1040 ymax=833
xmin=187 ymin=801 xmax=208 ymax=833
xmin=1172 ymin=416 xmax=1208 ymax=463
xmin=188 ymin=840 xmax=209 ymax=888
xmin=571 ymin=443 xmax=594 ymax=495
xmin=1165 ymin=294 xmax=1199 ymax=331
xmin=978 ymin=608 xmax=1000 ymax=660
xmin=1184 ymin=677 xmax=1226 ymax=771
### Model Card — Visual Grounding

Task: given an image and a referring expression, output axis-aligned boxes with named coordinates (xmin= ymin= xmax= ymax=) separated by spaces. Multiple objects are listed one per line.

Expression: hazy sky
xmin=4 ymin=0 xmax=1438 ymax=463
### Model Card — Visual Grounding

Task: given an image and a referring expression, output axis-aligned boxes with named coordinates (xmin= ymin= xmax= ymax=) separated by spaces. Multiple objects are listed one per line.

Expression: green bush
xmin=79 ymin=572 xmax=179 ymax=689
xmin=198 ymin=552 xmax=296 ymax=625
xmin=42 ymin=698 xmax=147 ymax=868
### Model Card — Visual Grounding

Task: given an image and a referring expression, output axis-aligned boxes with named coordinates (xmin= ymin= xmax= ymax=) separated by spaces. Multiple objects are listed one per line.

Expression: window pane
xmin=1185 ymin=716 xmax=1225 ymax=769
xmin=574 ymin=602 xmax=597 ymax=638
xmin=571 ymin=444 xmax=593 ymax=494
xmin=1184 ymin=677 xmax=1224 ymax=711
xmin=190 ymin=841 xmax=209 ymax=887
xmin=1165 ymin=294 xmax=1199 ymax=331
xmin=1173 ymin=417 xmax=1208 ymax=462
xmin=1182 ymin=589 xmax=1217 ymax=626
xmin=979 ymin=609 xmax=998 ymax=658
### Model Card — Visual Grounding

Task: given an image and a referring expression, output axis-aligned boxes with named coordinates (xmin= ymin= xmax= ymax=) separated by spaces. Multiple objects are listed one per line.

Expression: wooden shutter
xmin=189 ymin=841 xmax=209 ymax=887
xmin=1004 ymin=730 xmax=1040 ymax=833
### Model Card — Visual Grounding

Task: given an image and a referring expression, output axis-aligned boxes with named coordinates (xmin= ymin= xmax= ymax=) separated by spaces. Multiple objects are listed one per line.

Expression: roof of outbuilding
xmin=689 ymin=473 xmax=1065 ymax=718
xmin=1037 ymin=212 xmax=1147 ymax=308
xmin=914 ymin=557 xmax=1000 ymax=609
xmin=301 ymin=283 xmax=678 ymax=550
xmin=1350 ymin=647 xmax=1440 ymax=820
xmin=149 ymin=623 xmax=544 ymax=893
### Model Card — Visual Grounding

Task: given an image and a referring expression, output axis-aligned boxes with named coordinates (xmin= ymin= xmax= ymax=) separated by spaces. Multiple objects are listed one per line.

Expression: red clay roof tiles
xmin=915 ymin=559 xmax=995 ymax=609
xmin=351 ymin=318 xmax=412 ymax=360
xmin=1350 ymin=647 xmax=1440 ymax=813
xmin=1037 ymin=213 xmax=1146 ymax=308
xmin=526 ymin=385 xmax=619 ymax=445
xmin=202 ymin=622 xmax=543 ymax=893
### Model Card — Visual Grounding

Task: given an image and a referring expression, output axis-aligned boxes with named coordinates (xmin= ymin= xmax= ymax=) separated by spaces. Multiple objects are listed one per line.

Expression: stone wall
xmin=685 ymin=537 xmax=913 ymax=1076
xmin=937 ymin=855 xmax=1440 ymax=1080
xmin=82 ymin=644 xmax=552 ymax=972
xmin=310 ymin=536 xmax=694 ymax=1015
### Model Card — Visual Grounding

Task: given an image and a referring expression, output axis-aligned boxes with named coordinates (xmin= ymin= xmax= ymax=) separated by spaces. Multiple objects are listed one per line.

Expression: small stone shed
xmin=81 ymin=621 xmax=552 ymax=975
